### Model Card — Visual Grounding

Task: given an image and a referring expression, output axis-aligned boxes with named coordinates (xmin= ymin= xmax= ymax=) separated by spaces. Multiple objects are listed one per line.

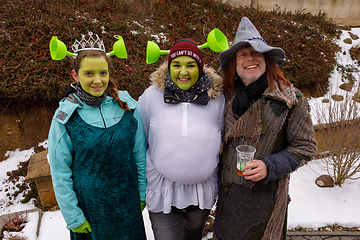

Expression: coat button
xmin=226 ymin=165 xmax=230 ymax=171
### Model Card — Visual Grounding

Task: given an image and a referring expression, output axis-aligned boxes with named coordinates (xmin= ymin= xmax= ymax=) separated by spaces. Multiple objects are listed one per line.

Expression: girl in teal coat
xmin=48 ymin=48 xmax=147 ymax=240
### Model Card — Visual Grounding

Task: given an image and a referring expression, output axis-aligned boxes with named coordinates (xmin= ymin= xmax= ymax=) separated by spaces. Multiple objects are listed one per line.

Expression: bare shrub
xmin=0 ymin=212 xmax=28 ymax=240
xmin=313 ymin=84 xmax=360 ymax=186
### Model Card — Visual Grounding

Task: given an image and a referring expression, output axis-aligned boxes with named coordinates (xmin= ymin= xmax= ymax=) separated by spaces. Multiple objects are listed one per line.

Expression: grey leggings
xmin=149 ymin=207 xmax=211 ymax=240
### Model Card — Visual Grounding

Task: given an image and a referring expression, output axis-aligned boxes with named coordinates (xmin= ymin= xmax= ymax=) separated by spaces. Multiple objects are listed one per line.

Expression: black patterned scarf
xmin=75 ymin=82 xmax=108 ymax=107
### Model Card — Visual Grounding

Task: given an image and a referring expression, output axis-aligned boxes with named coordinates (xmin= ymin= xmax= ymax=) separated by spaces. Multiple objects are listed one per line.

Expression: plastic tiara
xmin=49 ymin=32 xmax=127 ymax=60
xmin=146 ymin=28 xmax=229 ymax=64
xmin=72 ymin=32 xmax=106 ymax=53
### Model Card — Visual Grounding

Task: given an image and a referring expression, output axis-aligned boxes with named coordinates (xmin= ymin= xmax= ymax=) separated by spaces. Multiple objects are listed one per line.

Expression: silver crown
xmin=71 ymin=31 xmax=106 ymax=53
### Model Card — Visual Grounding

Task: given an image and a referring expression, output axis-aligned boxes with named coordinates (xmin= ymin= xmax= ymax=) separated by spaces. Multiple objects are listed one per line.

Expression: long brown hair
xmin=73 ymin=50 xmax=130 ymax=111
xmin=222 ymin=52 xmax=291 ymax=98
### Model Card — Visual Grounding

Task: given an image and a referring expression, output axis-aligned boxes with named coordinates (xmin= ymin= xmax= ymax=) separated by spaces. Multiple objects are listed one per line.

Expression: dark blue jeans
xmin=149 ymin=206 xmax=211 ymax=240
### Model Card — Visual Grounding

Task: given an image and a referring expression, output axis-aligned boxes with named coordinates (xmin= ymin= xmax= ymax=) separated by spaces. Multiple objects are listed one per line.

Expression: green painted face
xmin=72 ymin=57 xmax=109 ymax=97
xmin=170 ymin=56 xmax=199 ymax=91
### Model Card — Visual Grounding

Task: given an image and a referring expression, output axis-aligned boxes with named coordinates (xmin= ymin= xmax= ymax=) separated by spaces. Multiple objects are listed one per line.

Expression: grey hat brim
xmin=218 ymin=17 xmax=285 ymax=71
xmin=219 ymin=39 xmax=285 ymax=71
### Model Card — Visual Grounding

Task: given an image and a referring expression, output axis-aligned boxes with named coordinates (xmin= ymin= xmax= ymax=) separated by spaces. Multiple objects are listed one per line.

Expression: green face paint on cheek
xmin=76 ymin=57 xmax=110 ymax=97
xmin=170 ymin=56 xmax=199 ymax=91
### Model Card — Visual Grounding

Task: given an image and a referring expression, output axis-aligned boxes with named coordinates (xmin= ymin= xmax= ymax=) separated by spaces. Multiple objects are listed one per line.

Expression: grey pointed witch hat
xmin=219 ymin=17 xmax=285 ymax=71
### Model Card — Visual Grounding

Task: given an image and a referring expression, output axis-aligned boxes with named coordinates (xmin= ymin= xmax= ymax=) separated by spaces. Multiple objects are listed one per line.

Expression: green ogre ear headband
xmin=49 ymin=31 xmax=127 ymax=60
xmin=146 ymin=28 xmax=229 ymax=64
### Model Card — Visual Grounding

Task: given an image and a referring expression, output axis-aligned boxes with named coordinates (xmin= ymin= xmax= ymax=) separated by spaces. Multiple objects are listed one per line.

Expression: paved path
xmin=287 ymin=231 xmax=360 ymax=240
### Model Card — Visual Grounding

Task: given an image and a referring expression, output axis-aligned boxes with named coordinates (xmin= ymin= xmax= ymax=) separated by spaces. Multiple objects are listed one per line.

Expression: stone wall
xmin=220 ymin=0 xmax=360 ymax=26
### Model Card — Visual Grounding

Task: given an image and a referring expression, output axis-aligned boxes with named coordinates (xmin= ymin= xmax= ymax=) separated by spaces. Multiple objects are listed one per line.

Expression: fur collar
xmin=149 ymin=62 xmax=223 ymax=99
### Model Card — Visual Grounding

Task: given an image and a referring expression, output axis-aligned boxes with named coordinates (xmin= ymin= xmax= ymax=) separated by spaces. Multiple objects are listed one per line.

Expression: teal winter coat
xmin=48 ymin=91 xmax=147 ymax=231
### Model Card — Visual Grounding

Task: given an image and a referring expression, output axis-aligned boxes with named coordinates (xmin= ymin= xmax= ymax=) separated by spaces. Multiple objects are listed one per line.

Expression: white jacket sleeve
xmin=137 ymin=90 xmax=149 ymax=140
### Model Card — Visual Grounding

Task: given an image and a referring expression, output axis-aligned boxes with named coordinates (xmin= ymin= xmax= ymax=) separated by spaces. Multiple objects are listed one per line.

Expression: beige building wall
xmin=221 ymin=0 xmax=360 ymax=26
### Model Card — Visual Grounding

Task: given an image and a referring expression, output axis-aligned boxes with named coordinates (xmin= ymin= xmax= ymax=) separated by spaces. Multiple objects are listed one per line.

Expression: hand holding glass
xmin=236 ymin=145 xmax=256 ymax=177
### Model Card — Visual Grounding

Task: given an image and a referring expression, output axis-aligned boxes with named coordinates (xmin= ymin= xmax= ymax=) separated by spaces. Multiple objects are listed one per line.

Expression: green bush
xmin=0 ymin=0 xmax=341 ymax=102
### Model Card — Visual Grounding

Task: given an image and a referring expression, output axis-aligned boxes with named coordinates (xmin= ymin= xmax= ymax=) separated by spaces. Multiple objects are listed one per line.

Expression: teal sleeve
xmin=132 ymin=108 xmax=147 ymax=201
xmin=48 ymin=115 xmax=87 ymax=230
xmin=118 ymin=90 xmax=147 ymax=201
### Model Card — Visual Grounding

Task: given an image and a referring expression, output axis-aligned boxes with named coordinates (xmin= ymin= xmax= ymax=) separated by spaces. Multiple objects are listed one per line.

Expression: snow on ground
xmin=1 ymin=146 xmax=359 ymax=240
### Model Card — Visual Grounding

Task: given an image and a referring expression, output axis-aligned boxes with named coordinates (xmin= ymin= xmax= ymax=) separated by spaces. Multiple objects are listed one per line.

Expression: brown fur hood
xmin=149 ymin=62 xmax=224 ymax=99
